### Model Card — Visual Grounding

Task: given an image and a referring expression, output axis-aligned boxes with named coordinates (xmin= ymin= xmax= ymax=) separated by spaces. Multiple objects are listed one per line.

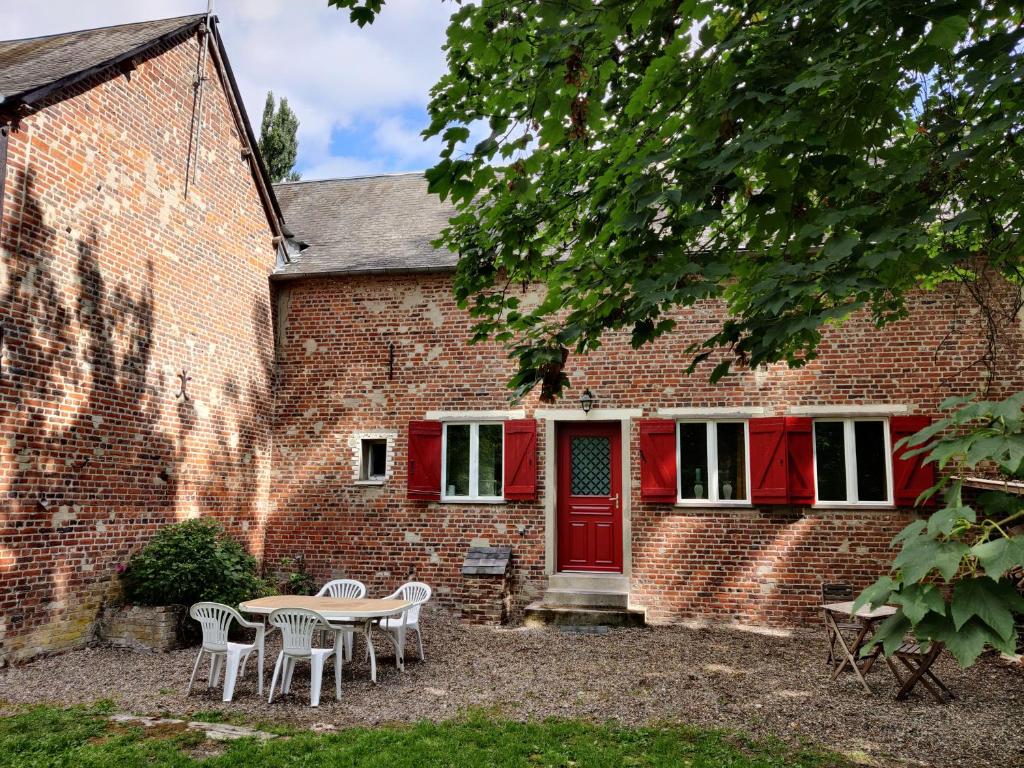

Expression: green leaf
xmin=971 ymin=537 xmax=1024 ymax=580
xmin=892 ymin=583 xmax=946 ymax=624
xmin=925 ymin=15 xmax=968 ymax=51
xmin=853 ymin=575 xmax=897 ymax=614
xmin=934 ymin=617 xmax=997 ymax=667
xmin=894 ymin=534 xmax=968 ymax=583
xmin=867 ymin=611 xmax=911 ymax=658
xmin=926 ymin=505 xmax=975 ymax=537
xmin=951 ymin=578 xmax=1016 ymax=640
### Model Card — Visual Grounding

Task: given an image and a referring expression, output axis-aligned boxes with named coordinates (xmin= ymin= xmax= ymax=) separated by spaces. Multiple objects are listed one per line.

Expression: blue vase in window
xmin=694 ymin=468 xmax=704 ymax=499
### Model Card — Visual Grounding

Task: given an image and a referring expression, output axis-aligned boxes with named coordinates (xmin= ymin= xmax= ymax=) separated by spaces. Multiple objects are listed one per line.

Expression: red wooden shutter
xmin=785 ymin=417 xmax=815 ymax=505
xmin=891 ymin=415 xmax=936 ymax=507
xmin=639 ymin=419 xmax=677 ymax=502
xmin=407 ymin=420 xmax=442 ymax=501
xmin=750 ymin=418 xmax=788 ymax=505
xmin=503 ymin=419 xmax=538 ymax=500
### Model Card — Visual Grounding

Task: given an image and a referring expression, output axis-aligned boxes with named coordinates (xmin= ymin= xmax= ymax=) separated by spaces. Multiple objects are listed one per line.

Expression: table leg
xmin=828 ymin=613 xmax=873 ymax=694
xmin=365 ymin=620 xmax=377 ymax=684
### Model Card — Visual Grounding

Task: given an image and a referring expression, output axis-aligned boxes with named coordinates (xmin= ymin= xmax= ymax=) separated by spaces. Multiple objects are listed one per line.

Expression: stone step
xmin=524 ymin=602 xmax=646 ymax=629
xmin=547 ymin=572 xmax=630 ymax=594
xmin=541 ymin=588 xmax=629 ymax=609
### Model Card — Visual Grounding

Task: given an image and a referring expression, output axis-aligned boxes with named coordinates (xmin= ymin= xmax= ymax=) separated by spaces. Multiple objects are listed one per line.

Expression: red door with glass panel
xmin=556 ymin=422 xmax=622 ymax=572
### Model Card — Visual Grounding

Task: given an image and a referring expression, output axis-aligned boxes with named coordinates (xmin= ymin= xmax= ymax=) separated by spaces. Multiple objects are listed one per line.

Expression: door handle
xmin=609 ymin=494 xmax=619 ymax=508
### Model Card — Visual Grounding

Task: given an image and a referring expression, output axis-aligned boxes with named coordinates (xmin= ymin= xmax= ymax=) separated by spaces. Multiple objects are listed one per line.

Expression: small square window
xmin=360 ymin=439 xmax=388 ymax=481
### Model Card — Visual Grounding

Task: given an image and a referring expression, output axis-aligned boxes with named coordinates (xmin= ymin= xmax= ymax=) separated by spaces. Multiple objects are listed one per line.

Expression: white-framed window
xmin=812 ymin=419 xmax=892 ymax=506
xmin=442 ymin=422 xmax=504 ymax=501
xmin=359 ymin=438 xmax=388 ymax=481
xmin=676 ymin=420 xmax=751 ymax=505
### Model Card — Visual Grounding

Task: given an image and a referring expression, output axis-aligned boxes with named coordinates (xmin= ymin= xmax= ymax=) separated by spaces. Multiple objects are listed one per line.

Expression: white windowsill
xmin=354 ymin=479 xmax=386 ymax=486
xmin=658 ymin=407 xmax=768 ymax=418
xmin=440 ymin=498 xmax=506 ymax=505
xmin=675 ymin=501 xmax=754 ymax=509
xmin=427 ymin=409 xmax=526 ymax=421
xmin=812 ymin=502 xmax=896 ymax=510
xmin=789 ymin=404 xmax=909 ymax=417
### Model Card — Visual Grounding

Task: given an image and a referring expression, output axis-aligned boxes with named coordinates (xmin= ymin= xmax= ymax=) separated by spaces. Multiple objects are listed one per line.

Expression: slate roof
xmin=461 ymin=546 xmax=513 ymax=576
xmin=0 ymin=14 xmax=285 ymax=238
xmin=273 ymin=173 xmax=457 ymax=277
xmin=0 ymin=14 xmax=206 ymax=106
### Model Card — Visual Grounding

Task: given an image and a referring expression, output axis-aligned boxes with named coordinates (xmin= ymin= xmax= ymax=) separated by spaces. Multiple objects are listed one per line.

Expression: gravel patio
xmin=0 ymin=606 xmax=1019 ymax=768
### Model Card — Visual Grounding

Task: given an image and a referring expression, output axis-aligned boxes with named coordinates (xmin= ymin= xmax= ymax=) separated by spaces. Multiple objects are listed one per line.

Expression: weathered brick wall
xmin=0 ymin=32 xmax=277 ymax=662
xmin=267 ymin=271 xmax=1023 ymax=626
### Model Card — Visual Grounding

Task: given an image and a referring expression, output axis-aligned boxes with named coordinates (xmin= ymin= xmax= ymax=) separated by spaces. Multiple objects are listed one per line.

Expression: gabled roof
xmin=0 ymin=14 xmax=206 ymax=107
xmin=0 ymin=14 xmax=285 ymax=239
xmin=273 ymin=173 xmax=457 ymax=278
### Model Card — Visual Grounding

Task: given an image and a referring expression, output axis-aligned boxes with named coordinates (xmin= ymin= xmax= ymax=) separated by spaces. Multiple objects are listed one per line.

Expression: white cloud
xmin=0 ymin=0 xmax=452 ymax=178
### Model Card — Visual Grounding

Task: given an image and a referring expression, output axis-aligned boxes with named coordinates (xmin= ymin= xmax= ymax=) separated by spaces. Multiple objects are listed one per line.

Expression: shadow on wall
xmin=0 ymin=166 xmax=271 ymax=661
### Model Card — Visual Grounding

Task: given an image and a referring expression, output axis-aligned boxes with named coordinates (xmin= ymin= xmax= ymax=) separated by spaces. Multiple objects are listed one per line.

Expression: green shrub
xmin=122 ymin=518 xmax=268 ymax=607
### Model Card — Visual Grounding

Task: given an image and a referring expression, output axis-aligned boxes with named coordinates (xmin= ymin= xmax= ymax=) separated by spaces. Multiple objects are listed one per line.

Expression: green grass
xmin=0 ymin=704 xmax=855 ymax=768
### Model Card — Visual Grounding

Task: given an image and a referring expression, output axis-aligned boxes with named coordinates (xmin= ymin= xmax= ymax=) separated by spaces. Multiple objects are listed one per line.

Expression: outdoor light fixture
xmin=580 ymin=388 xmax=595 ymax=414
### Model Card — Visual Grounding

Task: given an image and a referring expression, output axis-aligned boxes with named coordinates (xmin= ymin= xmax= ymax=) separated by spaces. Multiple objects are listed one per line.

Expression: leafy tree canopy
xmin=258 ymin=91 xmax=302 ymax=184
xmin=331 ymin=0 xmax=1023 ymax=401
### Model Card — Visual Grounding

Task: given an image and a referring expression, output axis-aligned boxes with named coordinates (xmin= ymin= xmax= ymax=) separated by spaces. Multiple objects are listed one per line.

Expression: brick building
xmin=268 ymin=174 xmax=1024 ymax=628
xmin=0 ymin=15 xmax=285 ymax=662
xmin=1 ymin=15 xmax=1022 ymax=662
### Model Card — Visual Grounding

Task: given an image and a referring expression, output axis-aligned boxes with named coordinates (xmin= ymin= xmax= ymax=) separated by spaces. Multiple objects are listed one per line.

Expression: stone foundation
xmin=98 ymin=605 xmax=185 ymax=652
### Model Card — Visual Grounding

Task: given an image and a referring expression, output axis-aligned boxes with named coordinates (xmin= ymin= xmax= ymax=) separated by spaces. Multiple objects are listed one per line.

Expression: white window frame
xmin=441 ymin=422 xmax=505 ymax=502
xmin=675 ymin=420 xmax=752 ymax=506
xmin=812 ymin=419 xmax=894 ymax=507
xmin=359 ymin=438 xmax=388 ymax=482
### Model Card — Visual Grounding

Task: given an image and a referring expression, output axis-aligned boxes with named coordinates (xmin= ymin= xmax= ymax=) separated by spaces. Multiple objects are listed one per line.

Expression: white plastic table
xmin=239 ymin=596 xmax=412 ymax=683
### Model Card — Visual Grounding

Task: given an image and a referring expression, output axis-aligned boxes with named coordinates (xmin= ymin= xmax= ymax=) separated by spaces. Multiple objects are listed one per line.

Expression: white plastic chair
xmin=267 ymin=607 xmax=341 ymax=707
xmin=186 ymin=602 xmax=266 ymax=702
xmin=316 ymin=579 xmax=366 ymax=661
xmin=371 ymin=582 xmax=431 ymax=670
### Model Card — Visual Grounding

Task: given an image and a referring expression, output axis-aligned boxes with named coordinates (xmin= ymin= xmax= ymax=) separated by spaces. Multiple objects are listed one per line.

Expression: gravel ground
xmin=0 ymin=606 xmax=1019 ymax=768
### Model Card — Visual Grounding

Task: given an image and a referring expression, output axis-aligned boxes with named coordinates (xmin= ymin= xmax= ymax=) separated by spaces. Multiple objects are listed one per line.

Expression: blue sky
xmin=1 ymin=0 xmax=452 ymax=179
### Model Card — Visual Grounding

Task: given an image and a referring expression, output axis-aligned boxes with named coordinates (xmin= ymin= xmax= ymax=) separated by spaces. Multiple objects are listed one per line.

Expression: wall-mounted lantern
xmin=580 ymin=388 xmax=596 ymax=414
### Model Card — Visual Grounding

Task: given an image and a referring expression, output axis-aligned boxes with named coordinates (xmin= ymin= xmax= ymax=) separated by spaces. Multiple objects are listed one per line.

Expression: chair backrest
xmin=316 ymin=578 xmax=367 ymax=599
xmin=821 ymin=582 xmax=854 ymax=604
xmin=269 ymin=607 xmax=326 ymax=656
xmin=190 ymin=602 xmax=240 ymax=652
xmin=394 ymin=582 xmax=431 ymax=624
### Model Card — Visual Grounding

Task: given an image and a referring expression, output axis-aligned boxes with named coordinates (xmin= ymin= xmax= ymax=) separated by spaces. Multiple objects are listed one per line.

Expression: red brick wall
xmin=267 ymin=271 xmax=1023 ymax=626
xmin=0 ymin=32 xmax=277 ymax=661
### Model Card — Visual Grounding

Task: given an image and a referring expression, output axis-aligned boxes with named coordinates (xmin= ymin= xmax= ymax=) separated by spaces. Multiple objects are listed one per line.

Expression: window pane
xmin=679 ymin=423 xmax=709 ymax=500
xmin=815 ymin=422 xmax=847 ymax=501
xmin=369 ymin=441 xmax=386 ymax=478
xmin=478 ymin=424 xmax=503 ymax=497
xmin=570 ymin=436 xmax=611 ymax=495
xmin=855 ymin=421 xmax=888 ymax=501
xmin=445 ymin=425 xmax=470 ymax=497
xmin=716 ymin=423 xmax=747 ymax=501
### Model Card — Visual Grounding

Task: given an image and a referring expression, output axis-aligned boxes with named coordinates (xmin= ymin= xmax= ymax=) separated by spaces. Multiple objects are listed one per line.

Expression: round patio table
xmin=239 ymin=596 xmax=412 ymax=683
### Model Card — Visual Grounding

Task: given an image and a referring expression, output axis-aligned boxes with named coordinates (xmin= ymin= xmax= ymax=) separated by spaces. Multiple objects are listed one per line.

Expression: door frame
xmin=537 ymin=408 xmax=642 ymax=576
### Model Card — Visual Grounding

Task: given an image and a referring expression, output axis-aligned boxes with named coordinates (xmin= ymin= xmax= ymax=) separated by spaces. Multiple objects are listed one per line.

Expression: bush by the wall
xmin=122 ymin=518 xmax=268 ymax=607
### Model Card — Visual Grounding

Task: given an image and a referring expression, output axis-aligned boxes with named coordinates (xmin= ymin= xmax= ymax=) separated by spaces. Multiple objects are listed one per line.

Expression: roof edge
xmin=273 ymin=170 xmax=427 ymax=186
xmin=1 ymin=15 xmax=206 ymax=109
xmin=207 ymin=17 xmax=285 ymax=237
xmin=270 ymin=264 xmax=457 ymax=281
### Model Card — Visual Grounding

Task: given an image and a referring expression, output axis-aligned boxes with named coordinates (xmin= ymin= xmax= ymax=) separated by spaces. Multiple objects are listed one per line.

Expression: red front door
xmin=556 ymin=422 xmax=622 ymax=572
